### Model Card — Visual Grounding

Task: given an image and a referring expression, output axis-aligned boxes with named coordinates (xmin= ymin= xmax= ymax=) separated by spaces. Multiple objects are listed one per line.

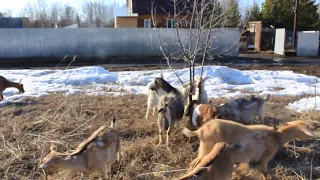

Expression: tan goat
xmin=0 ymin=76 xmax=25 ymax=101
xmin=174 ymin=142 xmax=242 ymax=180
xmin=182 ymin=119 xmax=316 ymax=180
xmin=39 ymin=118 xmax=121 ymax=180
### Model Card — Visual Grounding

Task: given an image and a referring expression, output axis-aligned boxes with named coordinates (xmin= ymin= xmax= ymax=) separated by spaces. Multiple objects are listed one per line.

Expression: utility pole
xmin=292 ymin=0 xmax=299 ymax=50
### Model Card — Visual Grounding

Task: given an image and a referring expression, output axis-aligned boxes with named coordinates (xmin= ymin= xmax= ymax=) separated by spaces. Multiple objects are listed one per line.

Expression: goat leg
xmin=117 ymin=143 xmax=121 ymax=162
xmin=166 ymin=127 xmax=171 ymax=147
xmin=256 ymin=162 xmax=268 ymax=180
xmin=146 ymin=108 xmax=151 ymax=120
xmin=258 ymin=110 xmax=265 ymax=124
xmin=0 ymin=93 xmax=3 ymax=102
xmin=164 ymin=108 xmax=172 ymax=147
xmin=81 ymin=173 xmax=87 ymax=180
xmin=153 ymin=107 xmax=157 ymax=117
xmin=100 ymin=166 xmax=108 ymax=180
xmin=158 ymin=117 xmax=163 ymax=144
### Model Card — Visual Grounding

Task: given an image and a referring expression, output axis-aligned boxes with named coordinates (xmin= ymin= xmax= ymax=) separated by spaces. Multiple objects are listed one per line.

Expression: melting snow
xmin=0 ymin=66 xmax=319 ymax=112
xmin=287 ymin=96 xmax=320 ymax=112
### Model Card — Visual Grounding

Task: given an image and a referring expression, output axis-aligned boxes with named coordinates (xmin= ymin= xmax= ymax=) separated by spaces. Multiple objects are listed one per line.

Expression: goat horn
xmin=18 ymin=79 xmax=22 ymax=84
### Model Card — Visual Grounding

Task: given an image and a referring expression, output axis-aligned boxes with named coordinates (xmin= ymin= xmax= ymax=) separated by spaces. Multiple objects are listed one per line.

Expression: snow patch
xmin=287 ymin=96 xmax=320 ymax=112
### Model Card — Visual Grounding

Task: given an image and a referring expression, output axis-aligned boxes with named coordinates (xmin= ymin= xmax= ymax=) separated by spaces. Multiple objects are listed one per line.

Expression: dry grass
xmin=0 ymin=93 xmax=319 ymax=180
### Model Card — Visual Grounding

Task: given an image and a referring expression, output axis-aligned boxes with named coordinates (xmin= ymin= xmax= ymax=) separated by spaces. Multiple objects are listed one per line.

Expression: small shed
xmin=247 ymin=20 xmax=284 ymax=51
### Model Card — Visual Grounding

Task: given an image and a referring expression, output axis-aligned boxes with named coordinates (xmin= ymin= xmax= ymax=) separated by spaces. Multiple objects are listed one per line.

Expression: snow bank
xmin=287 ymin=96 xmax=320 ymax=112
xmin=0 ymin=65 xmax=319 ymax=112
xmin=0 ymin=66 xmax=117 ymax=107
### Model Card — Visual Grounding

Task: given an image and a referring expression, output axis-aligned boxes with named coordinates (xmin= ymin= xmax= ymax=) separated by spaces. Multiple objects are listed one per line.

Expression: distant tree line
xmin=1 ymin=0 xmax=115 ymax=28
xmin=1 ymin=0 xmax=319 ymax=30
xmin=244 ymin=0 xmax=320 ymax=31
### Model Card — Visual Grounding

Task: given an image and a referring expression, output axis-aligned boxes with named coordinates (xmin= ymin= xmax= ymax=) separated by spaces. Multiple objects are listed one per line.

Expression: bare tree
xmin=61 ymin=5 xmax=77 ymax=27
xmin=20 ymin=3 xmax=37 ymax=26
xmin=83 ymin=1 xmax=94 ymax=26
xmin=2 ymin=10 xmax=13 ymax=17
xmin=50 ymin=3 xmax=62 ymax=27
xmin=82 ymin=0 xmax=114 ymax=27
xmin=18 ymin=0 xmax=113 ymax=28
xmin=151 ymin=0 xmax=239 ymax=110
xmin=36 ymin=0 xmax=49 ymax=28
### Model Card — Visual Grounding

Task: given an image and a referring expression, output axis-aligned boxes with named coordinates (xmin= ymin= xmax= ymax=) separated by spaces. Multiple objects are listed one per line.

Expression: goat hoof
xmin=165 ymin=145 xmax=170 ymax=150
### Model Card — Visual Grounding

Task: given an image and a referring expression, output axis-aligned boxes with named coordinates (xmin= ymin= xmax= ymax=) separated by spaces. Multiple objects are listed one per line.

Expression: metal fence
xmin=297 ymin=32 xmax=320 ymax=57
xmin=0 ymin=28 xmax=240 ymax=59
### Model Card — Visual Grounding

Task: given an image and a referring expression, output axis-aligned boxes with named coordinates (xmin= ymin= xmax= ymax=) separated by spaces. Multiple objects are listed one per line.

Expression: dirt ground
xmin=0 ymin=65 xmax=319 ymax=180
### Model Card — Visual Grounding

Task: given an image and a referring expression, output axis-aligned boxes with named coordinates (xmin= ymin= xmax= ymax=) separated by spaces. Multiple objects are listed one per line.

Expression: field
xmin=0 ymin=65 xmax=319 ymax=180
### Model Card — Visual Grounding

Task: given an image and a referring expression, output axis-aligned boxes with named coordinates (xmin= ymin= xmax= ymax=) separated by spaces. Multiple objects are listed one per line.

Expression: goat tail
xmin=111 ymin=116 xmax=117 ymax=129
xmin=182 ymin=128 xmax=198 ymax=138
xmin=263 ymin=94 xmax=270 ymax=102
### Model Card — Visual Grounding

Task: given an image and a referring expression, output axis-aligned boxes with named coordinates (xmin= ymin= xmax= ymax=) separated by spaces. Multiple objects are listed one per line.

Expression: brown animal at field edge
xmin=0 ymin=76 xmax=25 ymax=101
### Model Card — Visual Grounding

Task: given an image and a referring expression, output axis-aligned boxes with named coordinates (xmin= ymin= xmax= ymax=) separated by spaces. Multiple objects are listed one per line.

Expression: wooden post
xmin=293 ymin=0 xmax=299 ymax=50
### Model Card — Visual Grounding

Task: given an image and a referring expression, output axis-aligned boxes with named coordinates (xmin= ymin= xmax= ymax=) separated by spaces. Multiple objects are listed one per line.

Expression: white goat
xmin=145 ymin=77 xmax=207 ymax=120
xmin=145 ymin=80 xmax=189 ymax=120
xmin=149 ymin=77 xmax=185 ymax=146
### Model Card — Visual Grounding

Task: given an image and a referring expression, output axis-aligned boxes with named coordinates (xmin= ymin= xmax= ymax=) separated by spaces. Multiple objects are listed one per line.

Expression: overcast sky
xmin=1 ymin=0 xmax=319 ymax=17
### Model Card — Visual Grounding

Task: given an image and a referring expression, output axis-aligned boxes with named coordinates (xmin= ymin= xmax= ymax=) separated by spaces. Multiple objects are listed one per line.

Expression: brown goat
xmin=186 ymin=100 xmax=219 ymax=128
xmin=174 ymin=142 xmax=242 ymax=180
xmin=182 ymin=119 xmax=316 ymax=180
xmin=0 ymin=76 xmax=25 ymax=101
xmin=39 ymin=118 xmax=121 ymax=180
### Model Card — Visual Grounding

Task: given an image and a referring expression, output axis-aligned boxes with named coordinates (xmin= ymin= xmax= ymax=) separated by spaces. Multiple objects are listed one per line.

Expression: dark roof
xmin=0 ymin=18 xmax=24 ymax=28
xmin=260 ymin=19 xmax=285 ymax=28
xmin=132 ymin=0 xmax=192 ymax=15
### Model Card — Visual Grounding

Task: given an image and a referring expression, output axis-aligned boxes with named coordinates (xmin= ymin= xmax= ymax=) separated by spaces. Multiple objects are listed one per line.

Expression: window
xmin=144 ymin=19 xmax=151 ymax=28
xmin=167 ymin=19 xmax=174 ymax=28
xmin=249 ymin=23 xmax=256 ymax=33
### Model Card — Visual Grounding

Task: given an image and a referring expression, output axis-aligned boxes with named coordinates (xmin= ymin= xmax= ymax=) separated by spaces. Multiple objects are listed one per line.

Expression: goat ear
xmin=50 ymin=144 xmax=57 ymax=152
xmin=303 ymin=128 xmax=315 ymax=137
